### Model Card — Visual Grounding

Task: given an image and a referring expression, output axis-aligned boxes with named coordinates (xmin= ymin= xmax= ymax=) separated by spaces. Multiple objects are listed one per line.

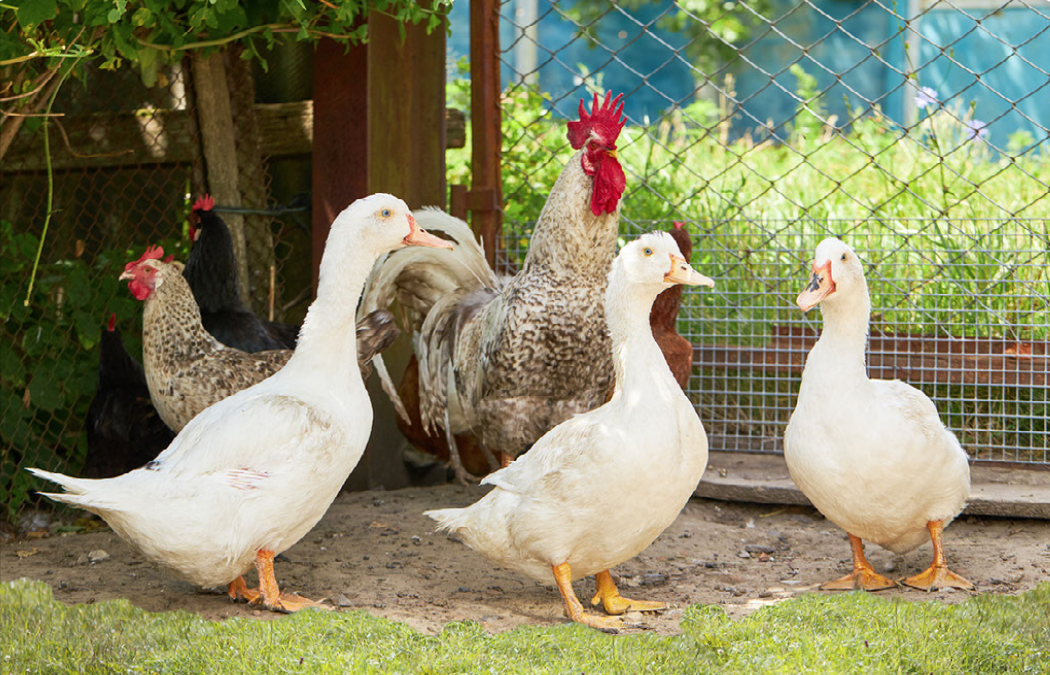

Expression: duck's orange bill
xmin=796 ymin=259 xmax=835 ymax=312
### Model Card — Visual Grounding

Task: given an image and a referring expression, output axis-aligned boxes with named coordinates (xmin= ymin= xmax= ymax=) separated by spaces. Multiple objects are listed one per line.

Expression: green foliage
xmin=2 ymin=0 xmax=450 ymax=88
xmin=0 ymin=222 xmax=188 ymax=523
xmin=2 ymin=579 xmax=1048 ymax=674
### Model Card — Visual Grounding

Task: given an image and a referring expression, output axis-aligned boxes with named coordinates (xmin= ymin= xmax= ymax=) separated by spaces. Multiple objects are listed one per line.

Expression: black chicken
xmin=82 ymin=314 xmax=175 ymax=478
xmin=183 ymin=195 xmax=299 ymax=352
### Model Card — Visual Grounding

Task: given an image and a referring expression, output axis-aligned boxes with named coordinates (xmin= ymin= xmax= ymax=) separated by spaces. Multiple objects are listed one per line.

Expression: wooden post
xmin=470 ymin=0 xmax=503 ymax=267
xmin=190 ymin=52 xmax=250 ymax=301
xmin=367 ymin=11 xmax=447 ymax=207
xmin=311 ymin=37 xmax=369 ymax=291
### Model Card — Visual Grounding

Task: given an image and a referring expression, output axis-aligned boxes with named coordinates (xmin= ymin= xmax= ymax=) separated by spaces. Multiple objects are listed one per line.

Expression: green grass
xmin=2 ymin=580 xmax=1048 ymax=674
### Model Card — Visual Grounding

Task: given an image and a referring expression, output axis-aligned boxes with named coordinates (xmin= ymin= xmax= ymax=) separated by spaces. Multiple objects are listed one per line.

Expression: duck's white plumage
xmin=427 ymin=232 xmax=714 ymax=588
xmin=784 ymin=237 xmax=970 ymax=556
xmin=30 ymin=194 xmax=449 ymax=594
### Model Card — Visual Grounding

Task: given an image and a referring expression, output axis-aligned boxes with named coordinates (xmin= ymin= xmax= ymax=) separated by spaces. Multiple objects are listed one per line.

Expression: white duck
xmin=784 ymin=237 xmax=974 ymax=592
xmin=426 ymin=232 xmax=714 ymax=631
xmin=29 ymin=194 xmax=451 ymax=612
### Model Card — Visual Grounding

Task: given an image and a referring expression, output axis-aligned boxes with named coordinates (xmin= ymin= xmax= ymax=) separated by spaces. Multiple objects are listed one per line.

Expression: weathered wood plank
xmin=191 ymin=51 xmax=249 ymax=302
xmin=695 ymin=451 xmax=1050 ymax=518
xmin=4 ymin=101 xmax=464 ymax=172
xmin=694 ymin=326 xmax=1049 ymax=388
xmin=367 ymin=10 xmax=447 ymax=208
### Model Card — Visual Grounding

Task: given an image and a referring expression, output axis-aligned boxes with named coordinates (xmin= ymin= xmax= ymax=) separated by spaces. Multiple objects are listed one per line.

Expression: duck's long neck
xmin=606 ymin=270 xmax=675 ymax=394
xmin=288 ymin=239 xmax=375 ymax=377
xmin=810 ymin=282 xmax=871 ymax=382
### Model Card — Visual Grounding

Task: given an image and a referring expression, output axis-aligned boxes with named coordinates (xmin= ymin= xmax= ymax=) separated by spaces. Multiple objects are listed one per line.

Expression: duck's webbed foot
xmin=552 ymin=563 xmax=624 ymax=633
xmin=900 ymin=520 xmax=976 ymax=592
xmin=249 ymin=549 xmax=330 ymax=613
xmin=821 ymin=533 xmax=896 ymax=592
xmin=590 ymin=570 xmax=666 ymax=615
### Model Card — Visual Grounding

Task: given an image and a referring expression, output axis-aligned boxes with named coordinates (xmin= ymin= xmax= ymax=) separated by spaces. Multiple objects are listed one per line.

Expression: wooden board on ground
xmin=696 ymin=451 xmax=1050 ymax=519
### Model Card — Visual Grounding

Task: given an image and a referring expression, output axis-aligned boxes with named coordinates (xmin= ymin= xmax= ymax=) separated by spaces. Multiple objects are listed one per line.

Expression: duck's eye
xmin=840 ymin=253 xmax=847 ymax=261
xmin=643 ymin=247 xmax=653 ymax=257
xmin=380 ymin=209 xmax=392 ymax=218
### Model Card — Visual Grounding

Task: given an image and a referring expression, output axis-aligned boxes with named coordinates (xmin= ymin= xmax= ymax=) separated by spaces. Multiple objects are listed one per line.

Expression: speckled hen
xmin=361 ymin=92 xmax=628 ymax=476
xmin=122 ymin=246 xmax=398 ymax=432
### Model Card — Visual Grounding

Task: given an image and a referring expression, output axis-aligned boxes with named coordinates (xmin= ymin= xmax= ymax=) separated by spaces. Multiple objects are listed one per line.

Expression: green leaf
xmin=16 ymin=0 xmax=58 ymax=28
xmin=27 ymin=374 xmax=64 ymax=413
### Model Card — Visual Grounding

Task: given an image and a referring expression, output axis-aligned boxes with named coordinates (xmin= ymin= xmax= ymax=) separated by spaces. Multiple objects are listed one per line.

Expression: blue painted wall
xmin=447 ymin=0 xmax=1050 ymax=149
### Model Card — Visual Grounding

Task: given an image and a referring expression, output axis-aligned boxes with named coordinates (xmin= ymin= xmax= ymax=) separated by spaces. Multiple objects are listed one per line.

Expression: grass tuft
xmin=2 ymin=580 xmax=1048 ymax=674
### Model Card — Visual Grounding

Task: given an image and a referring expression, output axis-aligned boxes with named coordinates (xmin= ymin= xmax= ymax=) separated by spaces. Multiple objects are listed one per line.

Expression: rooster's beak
xmin=118 ymin=270 xmax=135 ymax=282
xmin=797 ymin=259 xmax=835 ymax=312
xmin=664 ymin=255 xmax=714 ymax=287
xmin=403 ymin=214 xmax=453 ymax=249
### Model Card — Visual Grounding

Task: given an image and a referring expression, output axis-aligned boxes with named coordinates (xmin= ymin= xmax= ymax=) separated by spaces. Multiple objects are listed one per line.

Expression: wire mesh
xmin=0 ymin=58 xmax=307 ymax=526
xmin=489 ymin=0 xmax=1049 ymax=465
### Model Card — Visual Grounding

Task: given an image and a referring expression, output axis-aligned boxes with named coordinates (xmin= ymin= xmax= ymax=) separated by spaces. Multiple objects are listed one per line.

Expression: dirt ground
xmin=3 ymin=485 xmax=1048 ymax=635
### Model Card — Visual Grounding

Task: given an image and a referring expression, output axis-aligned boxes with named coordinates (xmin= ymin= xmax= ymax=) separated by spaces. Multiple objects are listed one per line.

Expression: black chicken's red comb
xmin=124 ymin=245 xmax=165 ymax=273
xmin=566 ymin=91 xmax=626 ymax=150
xmin=192 ymin=194 xmax=215 ymax=212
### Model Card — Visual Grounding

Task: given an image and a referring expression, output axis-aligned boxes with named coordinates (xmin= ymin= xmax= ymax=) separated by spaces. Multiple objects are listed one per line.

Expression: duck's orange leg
xmin=901 ymin=520 xmax=976 ymax=592
xmin=589 ymin=570 xmax=666 ymax=615
xmin=821 ymin=533 xmax=896 ymax=591
xmin=551 ymin=563 xmax=622 ymax=632
xmin=250 ymin=549 xmax=329 ymax=613
xmin=227 ymin=575 xmax=260 ymax=603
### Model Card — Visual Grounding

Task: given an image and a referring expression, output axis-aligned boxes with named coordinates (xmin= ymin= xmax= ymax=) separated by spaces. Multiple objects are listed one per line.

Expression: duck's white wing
xmin=481 ymin=413 xmax=614 ymax=495
xmin=871 ymin=379 xmax=948 ymax=443
xmin=149 ymin=391 xmax=342 ymax=481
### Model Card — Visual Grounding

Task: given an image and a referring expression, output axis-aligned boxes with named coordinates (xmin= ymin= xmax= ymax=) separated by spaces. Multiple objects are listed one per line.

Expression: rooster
xmin=650 ymin=222 xmax=695 ymax=389
xmin=123 ymin=245 xmax=398 ymax=432
xmin=183 ymin=195 xmax=299 ymax=352
xmin=362 ymin=92 xmax=628 ymax=478
xmin=82 ymin=314 xmax=174 ymax=478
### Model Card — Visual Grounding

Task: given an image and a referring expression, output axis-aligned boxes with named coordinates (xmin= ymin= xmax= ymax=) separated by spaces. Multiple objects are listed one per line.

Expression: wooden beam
xmin=693 ymin=326 xmax=1048 ymax=387
xmin=470 ymin=0 xmax=503 ymax=267
xmin=367 ymin=10 xmax=447 ymax=207
xmin=3 ymin=101 xmax=464 ymax=173
xmin=190 ymin=51 xmax=249 ymax=301
xmin=311 ymin=38 xmax=370 ymax=291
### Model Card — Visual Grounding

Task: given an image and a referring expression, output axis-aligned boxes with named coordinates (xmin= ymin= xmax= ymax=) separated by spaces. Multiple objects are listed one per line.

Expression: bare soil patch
xmin=3 ymin=485 xmax=1048 ymax=634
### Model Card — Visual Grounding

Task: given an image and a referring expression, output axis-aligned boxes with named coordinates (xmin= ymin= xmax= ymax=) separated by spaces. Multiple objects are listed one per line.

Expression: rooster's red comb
xmin=673 ymin=221 xmax=685 ymax=230
xmin=566 ymin=91 xmax=626 ymax=150
xmin=192 ymin=194 xmax=215 ymax=212
xmin=124 ymin=245 xmax=165 ymax=273
xmin=107 ymin=313 xmax=116 ymax=332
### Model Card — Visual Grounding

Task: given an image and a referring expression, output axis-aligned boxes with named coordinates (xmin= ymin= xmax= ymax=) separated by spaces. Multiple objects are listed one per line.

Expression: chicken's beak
xmin=796 ymin=259 xmax=835 ymax=312
xmin=403 ymin=214 xmax=453 ymax=249
xmin=606 ymin=148 xmax=618 ymax=159
xmin=665 ymin=255 xmax=714 ymax=287
xmin=118 ymin=270 xmax=135 ymax=282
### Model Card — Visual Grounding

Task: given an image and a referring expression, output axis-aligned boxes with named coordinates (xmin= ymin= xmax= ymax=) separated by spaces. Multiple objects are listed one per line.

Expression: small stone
xmin=883 ymin=561 xmax=897 ymax=573
xmin=373 ymin=602 xmax=386 ymax=609
xmin=411 ymin=536 xmax=422 ymax=546
xmin=744 ymin=545 xmax=774 ymax=554
xmin=88 ymin=549 xmax=110 ymax=563
xmin=332 ymin=594 xmax=354 ymax=607
xmin=745 ymin=519 xmax=756 ymax=529
xmin=737 ymin=550 xmax=751 ymax=559
xmin=758 ymin=590 xmax=773 ymax=598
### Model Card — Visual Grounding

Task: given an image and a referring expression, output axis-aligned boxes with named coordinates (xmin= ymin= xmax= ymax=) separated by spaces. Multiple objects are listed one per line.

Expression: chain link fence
xmin=0 ymin=57 xmax=310 ymax=527
xmin=490 ymin=0 xmax=1048 ymax=465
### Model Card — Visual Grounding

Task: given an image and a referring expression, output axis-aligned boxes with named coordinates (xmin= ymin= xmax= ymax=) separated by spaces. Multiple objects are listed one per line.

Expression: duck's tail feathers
xmin=359 ymin=207 xmax=500 ymax=425
xmin=424 ymin=507 xmax=471 ymax=534
xmin=27 ymin=468 xmax=119 ymax=513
